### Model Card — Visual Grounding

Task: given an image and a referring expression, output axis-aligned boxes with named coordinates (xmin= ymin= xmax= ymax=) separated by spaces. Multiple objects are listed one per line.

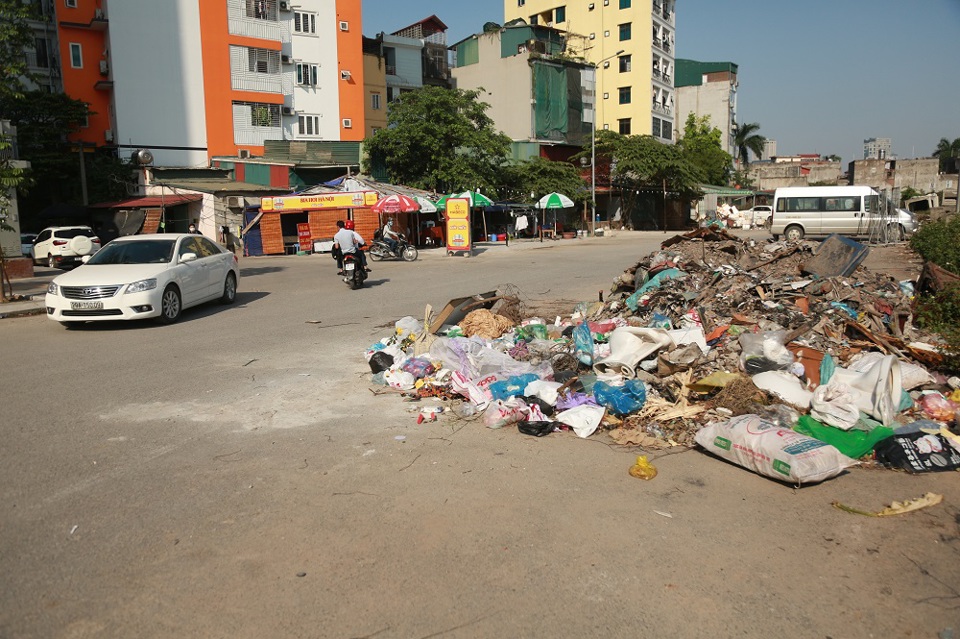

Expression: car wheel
xmin=47 ymin=254 xmax=58 ymax=269
xmin=402 ymin=246 xmax=419 ymax=262
xmin=62 ymin=321 xmax=82 ymax=329
xmin=784 ymin=225 xmax=804 ymax=242
xmin=220 ymin=272 xmax=237 ymax=304
xmin=158 ymin=285 xmax=182 ymax=324
xmin=369 ymin=245 xmax=386 ymax=261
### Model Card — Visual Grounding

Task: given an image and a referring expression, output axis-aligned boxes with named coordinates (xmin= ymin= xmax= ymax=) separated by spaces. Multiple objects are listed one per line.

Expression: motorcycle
xmin=341 ymin=250 xmax=368 ymax=290
xmin=369 ymin=230 xmax=418 ymax=262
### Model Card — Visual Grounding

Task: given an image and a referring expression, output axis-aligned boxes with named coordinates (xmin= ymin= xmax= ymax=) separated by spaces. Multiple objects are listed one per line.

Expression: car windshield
xmin=86 ymin=240 xmax=176 ymax=265
xmin=54 ymin=228 xmax=96 ymax=239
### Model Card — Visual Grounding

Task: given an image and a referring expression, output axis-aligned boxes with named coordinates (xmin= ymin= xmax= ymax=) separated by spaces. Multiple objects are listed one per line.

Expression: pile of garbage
xmin=364 ymin=230 xmax=960 ymax=485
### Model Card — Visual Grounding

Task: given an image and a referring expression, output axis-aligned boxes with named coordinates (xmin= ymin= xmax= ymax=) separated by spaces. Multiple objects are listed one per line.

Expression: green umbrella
xmin=534 ymin=192 xmax=575 ymax=209
xmin=436 ymin=190 xmax=495 ymax=209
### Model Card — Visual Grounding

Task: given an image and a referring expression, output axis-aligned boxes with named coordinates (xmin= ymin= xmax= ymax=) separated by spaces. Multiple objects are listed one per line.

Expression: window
xmin=296 ymin=62 xmax=318 ymax=85
xmin=298 ymin=114 xmax=320 ymax=136
xmin=69 ymin=43 xmax=82 ymax=68
xmin=555 ymin=5 xmax=566 ymax=22
xmin=245 ymin=0 xmax=277 ymax=21
xmin=248 ymin=48 xmax=280 ymax=74
xmin=652 ymin=117 xmax=661 ymax=138
xmin=618 ymin=22 xmax=631 ymax=41
xmin=619 ymin=0 xmax=630 ymax=7
xmin=618 ymin=118 xmax=631 ymax=135
xmin=34 ymin=37 xmax=49 ymax=68
xmin=517 ymin=0 xmax=525 ymax=5
xmin=529 ymin=14 xmax=538 ymax=25
xmin=294 ymin=11 xmax=316 ymax=34
xmin=245 ymin=102 xmax=280 ymax=127
xmin=662 ymin=120 xmax=672 ymax=140
xmin=619 ymin=54 xmax=631 ymax=72
xmin=371 ymin=93 xmax=381 ymax=110
xmin=618 ymin=86 xmax=631 ymax=104
xmin=64 ymin=0 xmax=76 ymax=7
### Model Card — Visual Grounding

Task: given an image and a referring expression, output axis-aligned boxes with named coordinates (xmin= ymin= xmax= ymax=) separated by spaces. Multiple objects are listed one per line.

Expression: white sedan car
xmin=45 ymin=233 xmax=239 ymax=327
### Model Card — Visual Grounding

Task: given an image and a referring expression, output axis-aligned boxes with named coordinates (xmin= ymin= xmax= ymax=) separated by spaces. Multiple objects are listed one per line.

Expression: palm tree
xmin=933 ymin=137 xmax=960 ymax=172
xmin=733 ymin=122 xmax=766 ymax=170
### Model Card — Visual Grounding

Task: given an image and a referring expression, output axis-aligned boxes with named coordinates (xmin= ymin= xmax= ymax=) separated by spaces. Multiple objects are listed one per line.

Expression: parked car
xmin=748 ymin=205 xmax=773 ymax=227
xmin=20 ymin=233 xmax=37 ymax=258
xmin=45 ymin=233 xmax=239 ymax=327
xmin=32 ymin=226 xmax=101 ymax=268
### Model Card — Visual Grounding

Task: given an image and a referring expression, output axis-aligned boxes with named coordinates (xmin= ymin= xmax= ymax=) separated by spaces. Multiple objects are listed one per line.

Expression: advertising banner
xmin=445 ymin=198 xmax=471 ymax=253
xmin=261 ymin=191 xmax=378 ymax=212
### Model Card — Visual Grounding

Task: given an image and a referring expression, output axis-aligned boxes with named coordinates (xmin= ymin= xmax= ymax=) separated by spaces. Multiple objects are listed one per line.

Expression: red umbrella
xmin=371 ymin=193 xmax=420 ymax=214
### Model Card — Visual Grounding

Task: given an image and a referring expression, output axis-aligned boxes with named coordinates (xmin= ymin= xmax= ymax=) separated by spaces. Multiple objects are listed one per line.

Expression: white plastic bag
xmin=483 ymin=398 xmax=528 ymax=429
xmin=555 ymin=404 xmax=606 ymax=438
xmin=383 ymin=369 xmax=415 ymax=391
xmin=695 ymin=414 xmax=858 ymax=484
xmin=810 ymin=381 xmax=861 ymax=430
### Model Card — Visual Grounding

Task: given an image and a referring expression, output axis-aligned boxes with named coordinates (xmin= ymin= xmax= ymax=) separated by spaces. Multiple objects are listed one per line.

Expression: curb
xmin=0 ymin=306 xmax=45 ymax=319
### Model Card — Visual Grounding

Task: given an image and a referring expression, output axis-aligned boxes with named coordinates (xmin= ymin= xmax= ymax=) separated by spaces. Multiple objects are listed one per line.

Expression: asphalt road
xmin=1 ymin=231 xmax=957 ymax=639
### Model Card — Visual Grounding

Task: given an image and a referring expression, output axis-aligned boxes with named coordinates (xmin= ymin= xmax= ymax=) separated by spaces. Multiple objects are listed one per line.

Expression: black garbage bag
xmin=369 ymin=351 xmax=394 ymax=374
xmin=518 ymin=421 xmax=555 ymax=437
xmin=522 ymin=395 xmax=555 ymax=417
xmin=874 ymin=431 xmax=960 ymax=473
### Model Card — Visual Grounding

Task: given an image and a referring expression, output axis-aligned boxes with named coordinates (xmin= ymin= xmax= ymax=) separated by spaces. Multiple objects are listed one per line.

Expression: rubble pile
xmin=365 ymin=230 xmax=960 ymax=485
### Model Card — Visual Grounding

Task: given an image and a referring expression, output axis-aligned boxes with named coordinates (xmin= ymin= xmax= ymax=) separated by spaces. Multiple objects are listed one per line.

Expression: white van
xmin=769 ymin=186 xmax=916 ymax=241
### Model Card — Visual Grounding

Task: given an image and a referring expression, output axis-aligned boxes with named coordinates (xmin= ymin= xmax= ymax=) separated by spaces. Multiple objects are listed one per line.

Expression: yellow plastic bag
xmin=628 ymin=455 xmax=657 ymax=480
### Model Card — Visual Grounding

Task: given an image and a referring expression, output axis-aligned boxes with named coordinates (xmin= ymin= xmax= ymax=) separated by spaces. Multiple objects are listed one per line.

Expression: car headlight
xmin=125 ymin=278 xmax=158 ymax=294
xmin=47 ymin=282 xmax=58 ymax=295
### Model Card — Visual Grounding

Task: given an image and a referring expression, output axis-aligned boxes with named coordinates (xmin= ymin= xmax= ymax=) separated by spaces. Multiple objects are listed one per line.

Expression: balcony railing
xmin=231 ymin=70 xmax=283 ymax=93
xmin=385 ymin=64 xmax=397 ymax=76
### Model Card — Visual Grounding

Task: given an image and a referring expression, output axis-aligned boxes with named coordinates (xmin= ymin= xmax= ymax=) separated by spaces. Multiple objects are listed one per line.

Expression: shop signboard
xmin=445 ymin=198 xmax=471 ymax=255
xmin=297 ymin=223 xmax=311 ymax=251
xmin=261 ymin=191 xmax=378 ymax=212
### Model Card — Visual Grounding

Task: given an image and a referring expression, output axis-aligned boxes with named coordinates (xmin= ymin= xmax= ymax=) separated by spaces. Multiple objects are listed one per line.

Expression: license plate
xmin=344 ymin=262 xmax=355 ymax=271
xmin=70 ymin=301 xmax=103 ymax=310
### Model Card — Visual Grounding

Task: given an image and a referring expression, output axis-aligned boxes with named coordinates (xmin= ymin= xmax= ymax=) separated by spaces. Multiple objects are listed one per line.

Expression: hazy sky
xmin=362 ymin=0 xmax=960 ymax=165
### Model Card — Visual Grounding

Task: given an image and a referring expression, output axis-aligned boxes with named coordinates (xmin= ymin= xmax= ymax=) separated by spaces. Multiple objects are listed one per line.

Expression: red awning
xmin=90 ymin=194 xmax=203 ymax=209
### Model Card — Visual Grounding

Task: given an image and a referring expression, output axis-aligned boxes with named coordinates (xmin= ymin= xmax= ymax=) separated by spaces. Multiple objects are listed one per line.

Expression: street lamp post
xmin=591 ymin=49 xmax=624 ymax=236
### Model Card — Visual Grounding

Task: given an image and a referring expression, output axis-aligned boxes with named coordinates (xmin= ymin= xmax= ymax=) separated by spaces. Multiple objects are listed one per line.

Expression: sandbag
xmin=695 ymin=414 xmax=858 ymax=484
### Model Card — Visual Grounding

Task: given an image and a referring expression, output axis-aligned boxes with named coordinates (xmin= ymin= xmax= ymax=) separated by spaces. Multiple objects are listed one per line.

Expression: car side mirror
xmin=179 ymin=252 xmax=198 ymax=263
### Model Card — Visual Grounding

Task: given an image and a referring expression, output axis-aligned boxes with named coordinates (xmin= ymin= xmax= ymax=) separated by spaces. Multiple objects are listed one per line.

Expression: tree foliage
xmin=0 ymin=134 xmax=31 ymax=299
xmin=363 ymin=86 xmax=511 ymax=193
xmin=933 ymin=137 xmax=960 ymax=173
xmin=733 ymin=121 xmax=766 ymax=168
xmin=0 ymin=0 xmax=36 ymax=100
xmin=499 ymin=157 xmax=587 ymax=204
xmin=677 ymin=113 xmax=731 ymax=186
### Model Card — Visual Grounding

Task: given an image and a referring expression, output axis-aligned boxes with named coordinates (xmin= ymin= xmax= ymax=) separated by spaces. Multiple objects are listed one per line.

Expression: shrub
xmin=910 ymin=215 xmax=960 ymax=275
xmin=914 ymin=284 xmax=960 ymax=373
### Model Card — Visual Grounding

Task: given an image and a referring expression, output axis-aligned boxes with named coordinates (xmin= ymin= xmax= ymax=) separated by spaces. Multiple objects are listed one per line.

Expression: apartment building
xmin=674 ymin=59 xmax=737 ymax=156
xmin=21 ymin=0 xmax=62 ymax=93
xmin=53 ymin=0 xmax=364 ymax=166
xmin=503 ymin=0 xmax=676 ymax=143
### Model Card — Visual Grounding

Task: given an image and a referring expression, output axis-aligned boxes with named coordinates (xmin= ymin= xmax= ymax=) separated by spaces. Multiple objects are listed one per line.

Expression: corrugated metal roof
xmin=90 ymin=194 xmax=203 ymax=209
xmin=262 ymin=140 xmax=362 ymax=166
xmin=675 ymin=59 xmax=738 ymax=87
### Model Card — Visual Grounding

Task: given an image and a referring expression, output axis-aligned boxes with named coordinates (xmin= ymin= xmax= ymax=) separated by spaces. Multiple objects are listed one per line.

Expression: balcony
xmin=385 ymin=64 xmax=397 ymax=76
xmin=231 ymin=70 xmax=283 ymax=93
xmin=60 ymin=8 xmax=108 ymax=31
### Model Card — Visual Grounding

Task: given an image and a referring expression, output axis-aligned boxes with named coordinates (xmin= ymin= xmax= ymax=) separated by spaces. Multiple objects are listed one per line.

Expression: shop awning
xmin=698 ymin=184 xmax=756 ymax=197
xmin=90 ymin=194 xmax=203 ymax=209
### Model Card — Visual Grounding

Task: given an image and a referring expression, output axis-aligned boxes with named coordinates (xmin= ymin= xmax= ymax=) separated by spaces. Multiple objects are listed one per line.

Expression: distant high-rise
xmin=761 ymin=139 xmax=777 ymax=161
xmin=864 ymin=137 xmax=891 ymax=160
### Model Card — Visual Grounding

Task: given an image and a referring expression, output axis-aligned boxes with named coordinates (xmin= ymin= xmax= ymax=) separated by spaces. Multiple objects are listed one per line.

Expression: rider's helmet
xmin=344 ymin=220 xmax=355 ymax=230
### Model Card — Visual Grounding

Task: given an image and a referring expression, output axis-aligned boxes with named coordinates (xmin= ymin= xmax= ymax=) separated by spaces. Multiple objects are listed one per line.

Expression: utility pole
xmin=78 ymin=145 xmax=88 ymax=205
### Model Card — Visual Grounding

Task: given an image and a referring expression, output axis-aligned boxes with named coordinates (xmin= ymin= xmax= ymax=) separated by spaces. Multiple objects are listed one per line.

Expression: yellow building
xmin=362 ymin=37 xmax=388 ymax=138
xmin=504 ymin=0 xmax=676 ymax=142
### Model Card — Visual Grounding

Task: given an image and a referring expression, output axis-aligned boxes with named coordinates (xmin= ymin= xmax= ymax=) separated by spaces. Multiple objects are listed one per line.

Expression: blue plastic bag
xmin=489 ymin=373 xmax=540 ymax=401
xmin=593 ymin=379 xmax=647 ymax=416
xmin=573 ymin=320 xmax=594 ymax=365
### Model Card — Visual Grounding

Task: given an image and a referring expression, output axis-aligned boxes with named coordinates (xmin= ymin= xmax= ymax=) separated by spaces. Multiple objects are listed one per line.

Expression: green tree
xmin=933 ymin=137 xmax=960 ymax=173
xmin=499 ymin=157 xmax=587 ymax=204
xmin=0 ymin=135 xmax=32 ymax=300
xmin=363 ymin=86 xmax=511 ymax=193
xmin=677 ymin=113 xmax=732 ymax=186
xmin=733 ymin=122 xmax=766 ymax=169
xmin=825 ymin=154 xmax=841 ymax=162
xmin=0 ymin=0 xmax=36 ymax=100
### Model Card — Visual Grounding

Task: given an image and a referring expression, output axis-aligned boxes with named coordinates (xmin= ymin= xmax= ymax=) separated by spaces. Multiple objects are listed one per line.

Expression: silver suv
xmin=33 ymin=226 xmax=101 ymax=268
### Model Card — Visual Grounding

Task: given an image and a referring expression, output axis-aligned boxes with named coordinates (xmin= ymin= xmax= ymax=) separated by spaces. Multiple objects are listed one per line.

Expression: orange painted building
xmin=56 ymin=0 xmax=366 ymax=166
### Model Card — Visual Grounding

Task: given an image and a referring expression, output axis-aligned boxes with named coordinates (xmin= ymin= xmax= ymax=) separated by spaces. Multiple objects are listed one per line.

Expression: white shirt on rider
xmin=383 ymin=224 xmax=400 ymax=241
xmin=334 ymin=228 xmax=364 ymax=253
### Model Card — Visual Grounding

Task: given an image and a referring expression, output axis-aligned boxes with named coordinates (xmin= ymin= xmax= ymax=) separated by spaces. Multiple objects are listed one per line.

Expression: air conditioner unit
xmin=339 ymin=21 xmax=349 ymax=31
xmin=281 ymin=54 xmax=292 ymax=64
xmin=342 ymin=118 xmax=352 ymax=129
xmin=278 ymin=0 xmax=291 ymax=10
xmin=104 ymin=129 xmax=114 ymax=143
xmin=340 ymin=70 xmax=351 ymax=80
xmin=226 ymin=196 xmax=245 ymax=208
xmin=238 ymin=149 xmax=251 ymax=159
xmin=99 ymin=59 xmax=109 ymax=76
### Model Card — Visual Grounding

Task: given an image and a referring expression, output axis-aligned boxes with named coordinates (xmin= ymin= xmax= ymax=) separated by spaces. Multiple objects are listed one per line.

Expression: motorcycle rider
xmin=381 ymin=218 xmax=401 ymax=256
xmin=333 ymin=220 xmax=370 ymax=272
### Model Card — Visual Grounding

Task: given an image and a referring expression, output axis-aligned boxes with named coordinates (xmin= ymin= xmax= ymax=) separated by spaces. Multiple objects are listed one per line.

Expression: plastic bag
xmin=628 ymin=455 xmax=658 ymax=480
xmin=874 ymin=431 xmax=960 ymax=472
xmin=918 ymin=392 xmax=958 ymax=422
xmin=593 ymin=379 xmax=647 ymax=416
xmin=809 ymin=381 xmax=862 ymax=431
xmin=483 ymin=398 xmax=528 ymax=429
xmin=400 ymin=356 xmax=436 ymax=379
xmin=573 ymin=320 xmax=594 ymax=366
xmin=695 ymin=414 xmax=858 ymax=484
xmin=739 ymin=331 xmax=795 ymax=373
xmin=515 ymin=324 xmax=549 ymax=342
xmin=555 ymin=404 xmax=606 ymax=438
xmin=368 ymin=351 xmax=394 ymax=374
xmin=383 ymin=369 xmax=416 ymax=391
xmin=489 ymin=374 xmax=540 ymax=401
xmin=518 ymin=421 xmax=554 ymax=437
xmin=794 ymin=415 xmax=894 ymax=459
xmin=395 ymin=316 xmax=423 ymax=340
